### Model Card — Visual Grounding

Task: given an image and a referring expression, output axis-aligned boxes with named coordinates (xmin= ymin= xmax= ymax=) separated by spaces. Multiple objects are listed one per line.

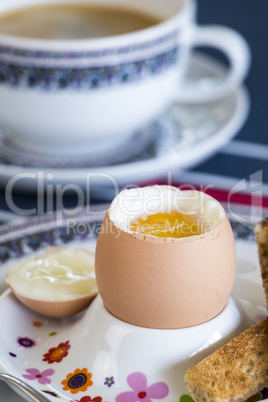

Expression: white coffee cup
xmin=0 ymin=0 xmax=250 ymax=155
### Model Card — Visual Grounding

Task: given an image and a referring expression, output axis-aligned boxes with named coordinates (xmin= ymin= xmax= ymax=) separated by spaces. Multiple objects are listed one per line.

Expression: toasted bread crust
xmin=184 ymin=219 xmax=268 ymax=402
xmin=184 ymin=317 xmax=268 ymax=402
xmin=255 ymin=217 xmax=268 ymax=305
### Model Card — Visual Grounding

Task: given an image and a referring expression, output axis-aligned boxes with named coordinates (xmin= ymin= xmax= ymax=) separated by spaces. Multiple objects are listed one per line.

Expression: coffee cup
xmin=0 ymin=0 xmax=250 ymax=155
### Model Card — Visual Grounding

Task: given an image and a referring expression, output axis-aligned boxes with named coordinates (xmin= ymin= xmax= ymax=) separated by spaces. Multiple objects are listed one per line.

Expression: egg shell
xmin=95 ymin=213 xmax=236 ymax=329
xmin=8 ymin=284 xmax=98 ymax=317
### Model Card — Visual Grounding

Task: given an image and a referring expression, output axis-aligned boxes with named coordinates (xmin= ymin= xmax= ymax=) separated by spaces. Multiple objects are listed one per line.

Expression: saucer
xmin=0 ymin=52 xmax=250 ymax=191
xmin=0 ymin=117 xmax=174 ymax=168
xmin=0 ymin=203 xmax=267 ymax=401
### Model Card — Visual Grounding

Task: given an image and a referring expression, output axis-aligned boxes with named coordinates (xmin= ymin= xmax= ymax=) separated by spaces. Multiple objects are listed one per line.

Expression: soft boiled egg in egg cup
xmin=86 ymin=185 xmax=246 ymax=398
xmin=5 ymin=186 xmax=249 ymax=400
xmin=95 ymin=185 xmax=237 ymax=329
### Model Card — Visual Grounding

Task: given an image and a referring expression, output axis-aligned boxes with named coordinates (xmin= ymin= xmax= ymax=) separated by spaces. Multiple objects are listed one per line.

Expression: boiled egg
xmin=6 ymin=247 xmax=97 ymax=317
xmin=95 ymin=185 xmax=236 ymax=329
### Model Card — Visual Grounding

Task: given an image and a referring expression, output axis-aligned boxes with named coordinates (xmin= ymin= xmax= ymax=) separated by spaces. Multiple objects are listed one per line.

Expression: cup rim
xmin=0 ymin=0 xmax=195 ymax=50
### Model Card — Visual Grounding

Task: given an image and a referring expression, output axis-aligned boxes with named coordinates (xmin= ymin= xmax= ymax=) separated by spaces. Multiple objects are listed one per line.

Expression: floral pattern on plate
xmin=115 ymin=372 xmax=169 ymax=402
xmin=0 ymin=291 xmax=266 ymax=402
xmin=43 ymin=340 xmax=71 ymax=364
xmin=22 ymin=368 xmax=55 ymax=385
xmin=62 ymin=368 xmax=93 ymax=394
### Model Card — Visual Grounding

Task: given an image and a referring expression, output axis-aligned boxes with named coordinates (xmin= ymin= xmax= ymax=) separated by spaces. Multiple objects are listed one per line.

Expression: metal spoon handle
xmin=0 ymin=372 xmax=51 ymax=402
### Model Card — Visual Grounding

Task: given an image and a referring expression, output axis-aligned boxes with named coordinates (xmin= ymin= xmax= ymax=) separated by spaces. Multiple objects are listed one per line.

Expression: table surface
xmin=0 ymin=2 xmax=268 ymax=398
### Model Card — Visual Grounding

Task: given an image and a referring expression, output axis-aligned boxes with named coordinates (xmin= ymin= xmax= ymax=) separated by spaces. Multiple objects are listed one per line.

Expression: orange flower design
xmin=61 ymin=368 xmax=93 ymax=394
xmin=43 ymin=340 xmax=70 ymax=364
xmin=33 ymin=321 xmax=43 ymax=327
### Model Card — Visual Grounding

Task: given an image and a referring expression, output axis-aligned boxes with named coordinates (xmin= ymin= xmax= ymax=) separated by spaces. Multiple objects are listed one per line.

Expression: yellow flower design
xmin=61 ymin=368 xmax=93 ymax=394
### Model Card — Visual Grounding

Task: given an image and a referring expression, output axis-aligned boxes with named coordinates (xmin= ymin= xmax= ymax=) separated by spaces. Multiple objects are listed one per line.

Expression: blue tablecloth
xmin=193 ymin=0 xmax=268 ymax=180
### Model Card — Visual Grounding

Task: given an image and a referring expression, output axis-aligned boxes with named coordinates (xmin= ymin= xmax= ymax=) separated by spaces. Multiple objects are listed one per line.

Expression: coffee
xmin=0 ymin=3 xmax=161 ymax=40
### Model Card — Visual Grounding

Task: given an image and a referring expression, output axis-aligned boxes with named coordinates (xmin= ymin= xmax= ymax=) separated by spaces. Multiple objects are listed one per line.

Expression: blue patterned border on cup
xmin=0 ymin=48 xmax=178 ymax=90
xmin=0 ymin=30 xmax=180 ymax=90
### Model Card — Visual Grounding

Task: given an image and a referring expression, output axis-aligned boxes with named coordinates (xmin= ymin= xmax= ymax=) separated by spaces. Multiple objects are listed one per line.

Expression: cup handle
xmin=176 ymin=24 xmax=251 ymax=103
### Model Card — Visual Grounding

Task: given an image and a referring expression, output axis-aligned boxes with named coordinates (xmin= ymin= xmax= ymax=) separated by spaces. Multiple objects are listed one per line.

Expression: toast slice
xmin=184 ymin=317 xmax=268 ymax=402
xmin=255 ymin=217 xmax=268 ymax=305
xmin=184 ymin=218 xmax=268 ymax=402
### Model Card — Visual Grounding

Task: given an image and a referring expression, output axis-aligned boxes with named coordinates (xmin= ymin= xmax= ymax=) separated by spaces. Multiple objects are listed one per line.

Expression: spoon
xmin=0 ymin=372 xmax=50 ymax=402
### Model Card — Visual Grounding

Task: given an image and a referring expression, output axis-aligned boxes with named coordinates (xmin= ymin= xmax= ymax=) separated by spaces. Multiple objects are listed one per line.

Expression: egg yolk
xmin=130 ymin=211 xmax=203 ymax=238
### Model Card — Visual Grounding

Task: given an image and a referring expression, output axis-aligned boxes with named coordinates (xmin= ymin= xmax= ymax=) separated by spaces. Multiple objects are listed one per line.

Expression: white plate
xmin=0 ymin=52 xmax=250 ymax=192
xmin=0 ymin=204 xmax=267 ymax=402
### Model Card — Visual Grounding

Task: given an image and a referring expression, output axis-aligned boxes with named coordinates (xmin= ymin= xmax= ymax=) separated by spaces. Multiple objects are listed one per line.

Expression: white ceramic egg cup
xmin=0 ymin=290 xmax=248 ymax=401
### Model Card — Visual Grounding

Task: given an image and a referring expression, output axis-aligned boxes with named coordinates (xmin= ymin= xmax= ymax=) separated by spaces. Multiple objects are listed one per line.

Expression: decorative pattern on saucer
xmin=0 ymin=31 xmax=179 ymax=90
xmin=0 ymin=206 xmax=104 ymax=263
xmin=0 ymin=115 xmax=179 ymax=168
